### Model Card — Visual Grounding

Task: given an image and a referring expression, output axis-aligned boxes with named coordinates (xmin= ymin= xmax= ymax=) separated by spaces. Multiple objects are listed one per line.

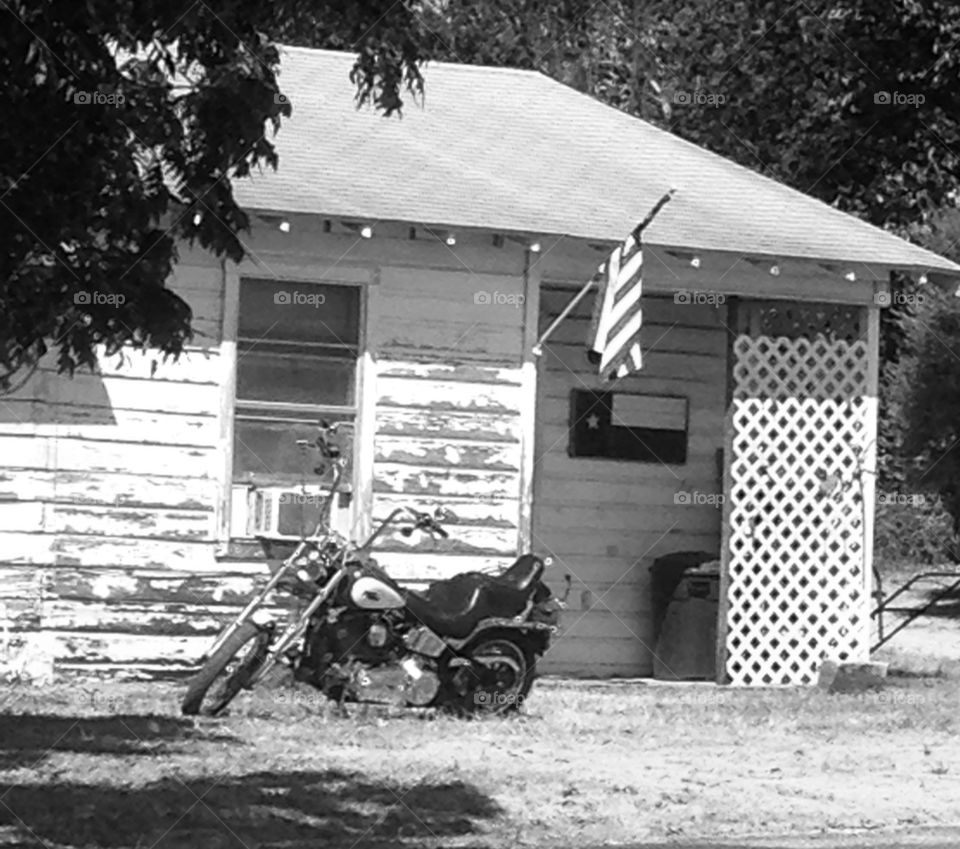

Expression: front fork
xmin=246 ymin=569 xmax=346 ymax=686
xmin=205 ymin=553 xmax=306 ymax=659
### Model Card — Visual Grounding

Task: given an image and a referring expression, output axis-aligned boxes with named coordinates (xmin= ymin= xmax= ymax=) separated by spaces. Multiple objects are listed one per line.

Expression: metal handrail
xmin=871 ymin=569 xmax=960 ymax=651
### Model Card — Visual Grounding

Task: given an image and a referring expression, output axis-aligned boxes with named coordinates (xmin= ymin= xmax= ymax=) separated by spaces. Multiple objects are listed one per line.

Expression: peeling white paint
xmin=91 ymin=573 xmax=139 ymax=599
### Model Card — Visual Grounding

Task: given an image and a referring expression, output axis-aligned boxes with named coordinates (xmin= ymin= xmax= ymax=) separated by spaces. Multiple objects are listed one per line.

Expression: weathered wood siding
xmin=0 ymin=252 xmax=227 ymax=675
xmin=534 ymin=286 xmax=727 ymax=677
xmin=367 ymin=265 xmax=526 ymax=580
xmin=0 ymin=225 xmax=532 ymax=675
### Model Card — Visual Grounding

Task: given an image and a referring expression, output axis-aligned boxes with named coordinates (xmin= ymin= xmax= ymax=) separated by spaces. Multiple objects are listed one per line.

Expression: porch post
xmin=715 ymin=298 xmax=739 ymax=683
xmin=517 ymin=248 xmax=543 ymax=553
xmin=215 ymin=261 xmax=239 ymax=547
xmin=860 ymin=303 xmax=881 ymax=656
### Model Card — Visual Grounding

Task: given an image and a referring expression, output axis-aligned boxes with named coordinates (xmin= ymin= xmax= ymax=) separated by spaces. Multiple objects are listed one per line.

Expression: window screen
xmin=234 ymin=279 xmax=361 ymax=486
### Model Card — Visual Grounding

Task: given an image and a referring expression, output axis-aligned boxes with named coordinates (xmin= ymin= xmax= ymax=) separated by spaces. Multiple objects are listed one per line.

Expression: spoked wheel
xmin=182 ymin=622 xmax=271 ymax=716
xmin=451 ymin=637 xmax=535 ymax=716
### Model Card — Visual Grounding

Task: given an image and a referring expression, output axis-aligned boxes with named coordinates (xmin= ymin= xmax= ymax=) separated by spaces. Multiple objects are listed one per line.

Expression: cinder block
xmin=817 ymin=658 xmax=888 ymax=693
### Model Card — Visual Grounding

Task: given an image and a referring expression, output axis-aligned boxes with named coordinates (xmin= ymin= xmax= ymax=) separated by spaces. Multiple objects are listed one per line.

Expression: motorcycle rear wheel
xmin=455 ymin=637 xmax=536 ymax=715
xmin=181 ymin=622 xmax=270 ymax=716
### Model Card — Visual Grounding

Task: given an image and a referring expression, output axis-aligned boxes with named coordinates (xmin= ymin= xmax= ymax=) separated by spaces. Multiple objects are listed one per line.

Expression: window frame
xmin=225 ymin=275 xmax=367 ymax=541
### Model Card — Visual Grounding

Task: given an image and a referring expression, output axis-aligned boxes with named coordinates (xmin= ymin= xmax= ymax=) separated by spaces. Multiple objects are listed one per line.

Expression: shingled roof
xmin=235 ymin=47 xmax=960 ymax=278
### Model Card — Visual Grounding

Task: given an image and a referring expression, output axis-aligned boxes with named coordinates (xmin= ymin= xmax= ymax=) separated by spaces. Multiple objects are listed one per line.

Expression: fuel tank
xmin=349 ymin=575 xmax=405 ymax=610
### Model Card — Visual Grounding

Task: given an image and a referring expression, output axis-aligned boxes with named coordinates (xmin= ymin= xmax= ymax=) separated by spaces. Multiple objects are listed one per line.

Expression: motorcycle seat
xmin=403 ymin=555 xmax=546 ymax=640
xmin=403 ymin=584 xmax=488 ymax=639
xmin=497 ymin=554 xmax=544 ymax=593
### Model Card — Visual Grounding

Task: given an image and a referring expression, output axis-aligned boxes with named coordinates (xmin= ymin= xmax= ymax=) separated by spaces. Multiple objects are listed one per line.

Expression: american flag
xmin=587 ymin=228 xmax=644 ymax=380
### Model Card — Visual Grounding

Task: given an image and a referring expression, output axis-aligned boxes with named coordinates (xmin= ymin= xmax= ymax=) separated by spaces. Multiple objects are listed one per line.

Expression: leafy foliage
xmin=0 ymin=1 xmax=427 ymax=390
xmin=885 ymin=284 xmax=960 ymax=528
xmin=874 ymin=496 xmax=959 ymax=569
xmin=659 ymin=1 xmax=960 ymax=233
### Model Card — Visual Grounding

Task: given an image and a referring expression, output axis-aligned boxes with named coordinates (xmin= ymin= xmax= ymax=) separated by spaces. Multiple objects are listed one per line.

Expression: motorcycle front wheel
xmin=181 ymin=622 xmax=270 ymax=716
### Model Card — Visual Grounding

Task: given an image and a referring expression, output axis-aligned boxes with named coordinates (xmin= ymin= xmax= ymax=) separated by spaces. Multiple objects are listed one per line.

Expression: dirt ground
xmin=1 ymin=668 xmax=960 ymax=849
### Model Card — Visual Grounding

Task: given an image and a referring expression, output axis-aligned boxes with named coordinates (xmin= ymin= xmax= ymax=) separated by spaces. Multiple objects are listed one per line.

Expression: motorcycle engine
xmin=298 ymin=612 xmax=440 ymax=707
xmin=346 ymin=655 xmax=440 ymax=707
xmin=306 ymin=610 xmax=401 ymax=670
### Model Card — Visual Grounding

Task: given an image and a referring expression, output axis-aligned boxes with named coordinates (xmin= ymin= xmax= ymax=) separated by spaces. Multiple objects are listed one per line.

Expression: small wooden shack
xmin=1 ymin=48 xmax=958 ymax=685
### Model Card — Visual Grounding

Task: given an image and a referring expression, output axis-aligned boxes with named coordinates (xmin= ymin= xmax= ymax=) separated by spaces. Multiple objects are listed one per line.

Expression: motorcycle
xmin=181 ymin=422 xmax=562 ymax=717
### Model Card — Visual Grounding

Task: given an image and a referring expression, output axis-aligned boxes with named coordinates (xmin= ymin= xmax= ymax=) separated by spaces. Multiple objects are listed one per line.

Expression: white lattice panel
xmin=724 ymin=335 xmax=870 ymax=686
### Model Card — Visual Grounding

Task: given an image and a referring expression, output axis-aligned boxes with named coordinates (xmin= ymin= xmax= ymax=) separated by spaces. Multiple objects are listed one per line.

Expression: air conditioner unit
xmin=232 ymin=485 xmax=352 ymax=539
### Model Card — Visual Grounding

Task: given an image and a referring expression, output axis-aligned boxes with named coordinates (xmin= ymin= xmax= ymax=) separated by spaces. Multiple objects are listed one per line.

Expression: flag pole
xmin=531 ymin=276 xmax=597 ymax=357
xmin=532 ymin=189 xmax=676 ymax=356
xmin=632 ymin=188 xmax=675 ymax=239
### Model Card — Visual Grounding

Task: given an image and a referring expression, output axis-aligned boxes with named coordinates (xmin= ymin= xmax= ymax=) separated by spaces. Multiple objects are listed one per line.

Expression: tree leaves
xmin=0 ymin=1 xmax=428 ymax=390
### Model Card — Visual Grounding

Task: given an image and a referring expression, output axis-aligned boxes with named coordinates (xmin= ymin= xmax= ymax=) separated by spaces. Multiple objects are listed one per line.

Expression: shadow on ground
xmin=0 ymin=769 xmax=502 ymax=848
xmin=0 ymin=714 xmax=235 ymax=769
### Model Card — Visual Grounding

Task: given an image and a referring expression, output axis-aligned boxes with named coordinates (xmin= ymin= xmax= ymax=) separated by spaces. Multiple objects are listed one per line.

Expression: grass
xmin=2 ymin=675 xmax=960 ymax=848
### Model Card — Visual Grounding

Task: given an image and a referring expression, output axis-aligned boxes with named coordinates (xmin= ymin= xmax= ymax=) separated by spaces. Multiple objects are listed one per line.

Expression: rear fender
xmin=444 ymin=617 xmax=555 ymax=654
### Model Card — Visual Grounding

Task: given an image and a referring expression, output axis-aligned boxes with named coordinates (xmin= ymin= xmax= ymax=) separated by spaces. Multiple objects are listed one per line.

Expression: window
xmin=231 ymin=278 xmax=362 ymax=538
xmin=569 ymin=390 xmax=688 ymax=464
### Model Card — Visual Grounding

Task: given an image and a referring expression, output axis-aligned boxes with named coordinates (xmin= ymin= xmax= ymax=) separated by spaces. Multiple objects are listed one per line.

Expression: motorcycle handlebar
xmin=358 ymin=504 xmax=455 ymax=550
xmin=315 ymin=420 xmax=343 ymax=460
xmin=407 ymin=508 xmax=449 ymax=539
